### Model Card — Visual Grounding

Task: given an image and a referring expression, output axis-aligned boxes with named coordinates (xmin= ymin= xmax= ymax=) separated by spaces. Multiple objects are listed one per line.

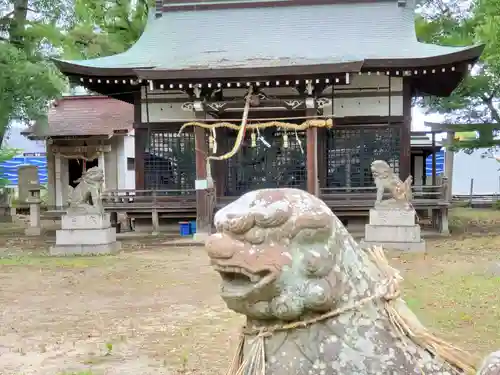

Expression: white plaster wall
xmin=104 ymin=141 xmax=118 ymax=190
xmin=116 ymin=136 xmax=127 ymax=190
xmin=45 ymin=142 xmax=56 ymax=208
xmin=141 ymin=74 xmax=403 ymax=122
xmin=114 ymin=132 xmax=136 ymax=190
xmin=453 ymin=150 xmax=500 ymax=195
xmin=124 ymin=130 xmax=135 ymax=190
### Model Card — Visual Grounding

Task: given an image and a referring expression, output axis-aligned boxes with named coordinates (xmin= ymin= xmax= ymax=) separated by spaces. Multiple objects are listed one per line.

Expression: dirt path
xmin=0 ymin=247 xmax=242 ymax=375
xmin=0 ymin=231 xmax=498 ymax=375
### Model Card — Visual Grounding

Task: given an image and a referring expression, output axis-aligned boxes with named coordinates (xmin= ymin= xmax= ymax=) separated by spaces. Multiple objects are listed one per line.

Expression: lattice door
xmin=144 ymin=130 xmax=195 ymax=194
xmin=225 ymin=129 xmax=306 ymax=195
xmin=326 ymin=126 xmax=400 ymax=188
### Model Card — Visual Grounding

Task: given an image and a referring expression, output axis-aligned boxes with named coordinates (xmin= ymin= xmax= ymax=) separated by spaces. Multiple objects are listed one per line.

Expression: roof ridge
xmin=157 ymin=0 xmax=399 ymax=15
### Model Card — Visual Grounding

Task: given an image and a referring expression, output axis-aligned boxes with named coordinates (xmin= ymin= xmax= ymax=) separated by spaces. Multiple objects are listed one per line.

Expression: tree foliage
xmin=0 ymin=0 xmax=69 ymax=145
xmin=416 ymin=0 xmax=500 ymax=149
xmin=62 ymin=0 xmax=150 ymax=60
xmin=0 ymin=0 xmax=151 ymax=146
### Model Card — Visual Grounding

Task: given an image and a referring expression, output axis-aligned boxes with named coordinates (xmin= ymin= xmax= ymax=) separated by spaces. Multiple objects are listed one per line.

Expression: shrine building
xmin=52 ymin=0 xmax=483 ymax=234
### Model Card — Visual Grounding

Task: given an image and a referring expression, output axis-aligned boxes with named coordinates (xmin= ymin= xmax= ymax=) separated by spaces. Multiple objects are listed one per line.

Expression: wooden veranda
xmin=100 ymin=178 xmax=450 ymax=233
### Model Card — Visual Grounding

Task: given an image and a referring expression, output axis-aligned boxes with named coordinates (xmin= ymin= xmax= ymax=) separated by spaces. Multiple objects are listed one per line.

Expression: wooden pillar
xmin=400 ymin=78 xmax=412 ymax=179
xmin=98 ymin=152 xmax=106 ymax=190
xmin=444 ymin=131 xmax=455 ymax=201
xmin=317 ymin=128 xmax=327 ymax=190
xmin=134 ymin=90 xmax=145 ymax=190
xmin=306 ymin=103 xmax=319 ymax=196
xmin=55 ymin=151 xmax=63 ymax=208
xmin=213 ymin=129 xmax=228 ymax=197
xmin=134 ymin=128 xmax=147 ymax=190
xmin=194 ymin=105 xmax=210 ymax=238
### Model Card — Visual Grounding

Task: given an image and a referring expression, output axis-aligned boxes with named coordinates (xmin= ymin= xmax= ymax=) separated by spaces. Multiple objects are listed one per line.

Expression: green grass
xmin=0 ymin=255 xmax=115 ymax=268
xmin=390 ymin=234 xmax=500 ymax=356
xmin=450 ymin=207 xmax=500 ymax=233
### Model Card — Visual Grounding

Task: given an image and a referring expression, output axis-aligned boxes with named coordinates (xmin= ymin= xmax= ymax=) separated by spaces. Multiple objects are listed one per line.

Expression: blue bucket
xmin=190 ymin=221 xmax=197 ymax=234
xmin=179 ymin=221 xmax=191 ymax=237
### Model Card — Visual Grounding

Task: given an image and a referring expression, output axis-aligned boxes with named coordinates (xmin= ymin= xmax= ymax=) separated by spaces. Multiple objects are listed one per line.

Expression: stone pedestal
xmin=360 ymin=207 xmax=425 ymax=252
xmin=25 ymin=200 xmax=42 ymax=236
xmin=50 ymin=213 xmax=120 ymax=256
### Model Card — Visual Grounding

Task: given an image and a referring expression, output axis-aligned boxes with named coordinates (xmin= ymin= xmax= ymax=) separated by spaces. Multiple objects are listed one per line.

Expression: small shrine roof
xmin=22 ymin=96 xmax=134 ymax=139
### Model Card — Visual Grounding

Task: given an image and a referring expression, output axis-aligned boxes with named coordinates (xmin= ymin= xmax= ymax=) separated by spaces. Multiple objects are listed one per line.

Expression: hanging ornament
xmin=209 ymin=135 xmax=215 ymax=152
xmin=282 ymin=130 xmax=289 ymax=149
xmin=211 ymin=128 xmax=218 ymax=154
xmin=257 ymin=128 xmax=271 ymax=148
xmin=295 ymin=129 xmax=304 ymax=154
xmin=251 ymin=131 xmax=257 ymax=148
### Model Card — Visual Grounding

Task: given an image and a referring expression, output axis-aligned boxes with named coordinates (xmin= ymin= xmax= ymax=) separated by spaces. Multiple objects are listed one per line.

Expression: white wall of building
xmin=115 ymin=131 xmax=136 ymax=191
xmin=452 ymin=150 xmax=500 ymax=195
xmin=141 ymin=74 xmax=403 ymax=122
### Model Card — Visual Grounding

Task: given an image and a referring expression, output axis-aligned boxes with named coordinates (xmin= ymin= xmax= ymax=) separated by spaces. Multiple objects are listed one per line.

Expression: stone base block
xmin=25 ymin=227 xmax=42 ymax=236
xmin=369 ymin=208 xmax=416 ymax=226
xmin=360 ymin=239 xmax=426 ymax=252
xmin=50 ymin=241 xmax=121 ymax=256
xmin=365 ymin=224 xmax=420 ymax=243
xmin=61 ymin=213 xmax=111 ymax=230
xmin=55 ymin=227 xmax=116 ymax=246
xmin=193 ymin=231 xmax=210 ymax=243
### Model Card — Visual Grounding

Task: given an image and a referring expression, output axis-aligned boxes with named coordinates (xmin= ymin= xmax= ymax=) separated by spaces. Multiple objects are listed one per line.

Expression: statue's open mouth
xmin=213 ymin=264 xmax=276 ymax=299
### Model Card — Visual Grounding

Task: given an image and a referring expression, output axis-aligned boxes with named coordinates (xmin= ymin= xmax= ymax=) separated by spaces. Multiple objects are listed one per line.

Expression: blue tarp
xmin=0 ymin=156 xmax=48 ymax=186
xmin=426 ymin=150 xmax=444 ymax=176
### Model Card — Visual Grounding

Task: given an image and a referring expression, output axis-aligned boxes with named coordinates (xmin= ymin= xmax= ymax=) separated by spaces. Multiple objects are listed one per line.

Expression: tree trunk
xmin=483 ymin=96 xmax=500 ymax=123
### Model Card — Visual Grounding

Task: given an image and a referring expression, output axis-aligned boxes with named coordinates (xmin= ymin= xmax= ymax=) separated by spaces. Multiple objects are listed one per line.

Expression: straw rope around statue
xmin=226 ymin=246 xmax=479 ymax=375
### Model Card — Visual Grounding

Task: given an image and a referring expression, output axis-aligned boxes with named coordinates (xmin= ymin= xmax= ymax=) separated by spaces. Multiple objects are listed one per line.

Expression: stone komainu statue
xmin=371 ymin=159 xmax=412 ymax=208
xmin=206 ymin=188 xmax=499 ymax=375
xmin=67 ymin=166 xmax=104 ymax=214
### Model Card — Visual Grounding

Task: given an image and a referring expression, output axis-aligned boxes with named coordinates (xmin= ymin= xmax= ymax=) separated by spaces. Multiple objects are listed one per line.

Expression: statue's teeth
xmin=249 ymin=274 xmax=260 ymax=283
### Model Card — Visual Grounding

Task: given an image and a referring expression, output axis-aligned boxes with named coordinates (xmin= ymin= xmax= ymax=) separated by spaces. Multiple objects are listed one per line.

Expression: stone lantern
xmin=25 ymin=183 xmax=42 ymax=236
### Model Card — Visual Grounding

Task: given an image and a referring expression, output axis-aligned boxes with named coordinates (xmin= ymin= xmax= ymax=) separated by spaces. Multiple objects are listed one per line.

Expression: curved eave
xmin=135 ymin=61 xmax=365 ymax=81
xmin=363 ymin=44 xmax=485 ymax=68
xmin=53 ymin=44 xmax=484 ymax=98
xmin=52 ymin=58 xmax=153 ymax=77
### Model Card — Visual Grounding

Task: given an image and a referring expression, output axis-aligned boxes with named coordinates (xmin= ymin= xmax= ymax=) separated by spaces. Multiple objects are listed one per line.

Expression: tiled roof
xmin=24 ymin=96 xmax=133 ymax=138
xmin=55 ymin=1 xmax=482 ymax=72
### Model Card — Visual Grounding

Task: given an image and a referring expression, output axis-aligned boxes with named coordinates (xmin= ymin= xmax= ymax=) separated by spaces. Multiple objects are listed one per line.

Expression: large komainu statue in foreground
xmin=67 ymin=166 xmax=104 ymax=214
xmin=371 ymin=160 xmax=413 ymax=208
xmin=206 ymin=188 xmax=499 ymax=375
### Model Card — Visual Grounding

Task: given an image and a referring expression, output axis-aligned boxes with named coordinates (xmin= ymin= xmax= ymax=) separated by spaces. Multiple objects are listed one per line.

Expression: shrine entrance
xmin=68 ymin=158 xmax=98 ymax=188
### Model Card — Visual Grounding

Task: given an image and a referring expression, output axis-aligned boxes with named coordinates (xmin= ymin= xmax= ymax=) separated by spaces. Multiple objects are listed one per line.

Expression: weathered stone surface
xmin=478 ymin=351 xmax=500 ymax=375
xmin=51 ymin=213 xmax=119 ymax=256
xmin=25 ymin=226 xmax=42 ymax=236
xmin=50 ymin=242 xmax=120 ymax=256
xmin=66 ymin=166 xmax=104 ymax=215
xmin=363 ymin=207 xmax=425 ymax=251
xmin=360 ymin=239 xmax=426 ymax=252
xmin=369 ymin=207 xmax=416 ymax=226
xmin=55 ymin=227 xmax=116 ymax=245
xmin=371 ymin=160 xmax=412 ymax=209
xmin=205 ymin=188 xmax=495 ymax=375
xmin=61 ymin=213 xmax=111 ymax=230
xmin=365 ymin=223 xmax=420 ymax=242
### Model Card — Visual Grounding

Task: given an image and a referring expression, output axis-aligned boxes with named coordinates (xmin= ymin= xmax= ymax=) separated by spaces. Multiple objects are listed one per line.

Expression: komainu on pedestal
xmin=360 ymin=160 xmax=426 ymax=252
xmin=206 ymin=188 xmax=498 ymax=375
xmin=50 ymin=167 xmax=120 ymax=256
